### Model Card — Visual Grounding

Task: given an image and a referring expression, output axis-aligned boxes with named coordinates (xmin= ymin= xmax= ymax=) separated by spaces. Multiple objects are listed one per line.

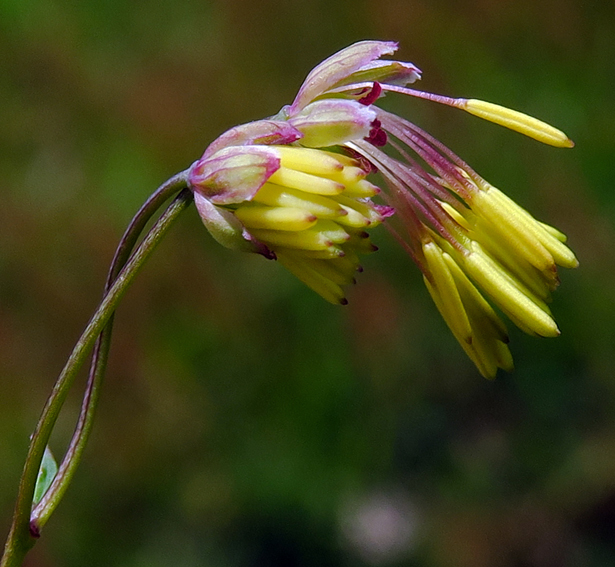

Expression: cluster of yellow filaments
xmin=230 ymin=147 xmax=387 ymax=305
xmin=419 ymin=176 xmax=578 ymax=378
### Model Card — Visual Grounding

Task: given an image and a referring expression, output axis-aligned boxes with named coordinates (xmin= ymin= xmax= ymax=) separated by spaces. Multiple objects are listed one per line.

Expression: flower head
xmin=188 ymin=41 xmax=577 ymax=378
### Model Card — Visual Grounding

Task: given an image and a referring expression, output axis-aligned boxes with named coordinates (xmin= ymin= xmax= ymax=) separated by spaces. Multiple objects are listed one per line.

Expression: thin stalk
xmin=1 ymin=187 xmax=193 ymax=567
xmin=30 ymin=171 xmax=190 ymax=528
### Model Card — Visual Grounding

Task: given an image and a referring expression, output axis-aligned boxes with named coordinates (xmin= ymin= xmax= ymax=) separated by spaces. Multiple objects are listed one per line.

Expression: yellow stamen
xmin=334 ymin=194 xmax=384 ymax=225
xmin=342 ymin=178 xmax=380 ymax=198
xmin=268 ymin=167 xmax=344 ymax=195
xmin=275 ymin=146 xmax=344 ymax=175
xmin=423 ymin=241 xmax=473 ymax=344
xmin=300 ymin=257 xmax=357 ymax=286
xmin=485 ymin=187 xmax=578 ymax=268
xmin=276 ymin=252 xmax=347 ymax=305
xmin=319 ymin=149 xmax=362 ymax=167
xmin=328 ymin=165 xmax=366 ymax=185
xmin=538 ymin=221 xmax=568 ymax=243
xmin=336 ymin=204 xmax=371 ymax=228
xmin=471 ymin=188 xmax=556 ymax=272
xmin=440 ymin=201 xmax=554 ymax=300
xmin=423 ymin=271 xmax=508 ymax=379
xmin=254 ymin=183 xmax=347 ymax=219
xmin=250 ymin=220 xmax=349 ymax=250
xmin=463 ymin=99 xmax=574 ymax=148
xmin=442 ymin=253 xmax=509 ymax=343
xmin=471 ymin=220 xmax=554 ymax=301
xmin=463 ymin=242 xmax=560 ymax=337
xmin=234 ymin=205 xmax=317 ymax=231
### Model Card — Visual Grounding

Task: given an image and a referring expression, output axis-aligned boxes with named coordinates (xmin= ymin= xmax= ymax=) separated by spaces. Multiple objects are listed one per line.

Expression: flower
xmin=187 ymin=40 xmax=577 ymax=378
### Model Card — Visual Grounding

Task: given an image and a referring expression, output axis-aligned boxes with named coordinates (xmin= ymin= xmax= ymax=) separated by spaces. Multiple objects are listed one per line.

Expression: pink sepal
xmin=189 ymin=146 xmax=280 ymax=205
xmin=203 ymin=120 xmax=303 ymax=158
xmin=290 ymin=41 xmax=399 ymax=113
xmin=193 ymin=193 xmax=257 ymax=253
xmin=289 ymin=99 xmax=376 ymax=147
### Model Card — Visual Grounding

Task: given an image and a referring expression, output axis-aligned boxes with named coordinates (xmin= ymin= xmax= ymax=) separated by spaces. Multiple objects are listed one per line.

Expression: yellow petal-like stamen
xmin=471 ymin=219 xmax=554 ymax=301
xmin=333 ymin=194 xmax=384 ymax=225
xmin=276 ymin=251 xmax=347 ymax=305
xmin=300 ymin=257 xmax=357 ymax=286
xmin=463 ymin=242 xmax=559 ymax=337
xmin=336 ymin=204 xmax=371 ymax=228
xmin=328 ymin=165 xmax=368 ymax=185
xmin=538 ymin=221 xmax=568 ymax=243
xmin=463 ymin=99 xmax=574 ymax=148
xmin=250 ymin=220 xmax=350 ymax=251
xmin=254 ymin=183 xmax=347 ymax=219
xmin=440 ymin=201 xmax=555 ymax=300
xmin=342 ymin=178 xmax=380 ymax=198
xmin=472 ymin=188 xmax=556 ymax=272
xmin=268 ymin=167 xmax=345 ymax=195
xmin=423 ymin=272 xmax=507 ymax=379
xmin=276 ymin=146 xmax=344 ymax=175
xmin=320 ymin=149 xmax=362 ymax=167
xmin=423 ymin=241 xmax=473 ymax=344
xmin=234 ymin=205 xmax=317 ymax=231
xmin=442 ymin=253 xmax=509 ymax=343
xmin=484 ymin=186 xmax=578 ymax=268
xmin=311 ymin=219 xmax=352 ymax=243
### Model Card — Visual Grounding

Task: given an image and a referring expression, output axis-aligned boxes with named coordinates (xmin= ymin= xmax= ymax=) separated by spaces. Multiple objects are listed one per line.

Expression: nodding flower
xmin=187 ymin=40 xmax=577 ymax=378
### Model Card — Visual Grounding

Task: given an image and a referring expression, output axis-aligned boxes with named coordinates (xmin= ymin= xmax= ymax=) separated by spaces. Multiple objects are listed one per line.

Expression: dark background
xmin=1 ymin=0 xmax=613 ymax=565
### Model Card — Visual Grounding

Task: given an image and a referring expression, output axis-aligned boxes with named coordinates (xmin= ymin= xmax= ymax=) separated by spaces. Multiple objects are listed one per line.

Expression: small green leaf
xmin=33 ymin=446 xmax=58 ymax=505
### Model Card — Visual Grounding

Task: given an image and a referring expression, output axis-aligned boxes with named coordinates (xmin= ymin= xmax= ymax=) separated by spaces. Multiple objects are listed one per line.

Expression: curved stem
xmin=30 ymin=171 xmax=190 ymax=528
xmin=1 ymin=187 xmax=194 ymax=567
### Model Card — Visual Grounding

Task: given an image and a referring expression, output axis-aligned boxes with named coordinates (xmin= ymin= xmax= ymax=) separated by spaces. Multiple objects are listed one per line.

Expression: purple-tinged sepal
xmin=290 ymin=40 xmax=399 ymax=113
xmin=189 ymin=146 xmax=280 ymax=205
xmin=203 ymin=120 xmax=303 ymax=158
xmin=289 ymin=99 xmax=377 ymax=148
xmin=332 ymin=60 xmax=421 ymax=92
xmin=193 ymin=192 xmax=272 ymax=257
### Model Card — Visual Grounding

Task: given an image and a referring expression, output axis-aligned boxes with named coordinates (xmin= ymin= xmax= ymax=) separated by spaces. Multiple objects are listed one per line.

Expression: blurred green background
xmin=1 ymin=0 xmax=614 ymax=565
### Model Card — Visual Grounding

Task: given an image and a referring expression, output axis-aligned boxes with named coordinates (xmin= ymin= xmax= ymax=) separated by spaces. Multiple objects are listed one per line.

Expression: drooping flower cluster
xmin=187 ymin=41 xmax=577 ymax=378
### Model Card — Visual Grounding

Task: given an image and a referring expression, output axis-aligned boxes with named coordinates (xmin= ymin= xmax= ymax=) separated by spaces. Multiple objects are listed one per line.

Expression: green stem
xmin=31 ymin=171 xmax=190 ymax=529
xmin=1 ymin=187 xmax=194 ymax=567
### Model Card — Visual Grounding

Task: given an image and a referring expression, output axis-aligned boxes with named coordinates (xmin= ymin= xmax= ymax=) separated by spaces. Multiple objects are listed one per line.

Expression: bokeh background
xmin=1 ymin=0 xmax=614 ymax=565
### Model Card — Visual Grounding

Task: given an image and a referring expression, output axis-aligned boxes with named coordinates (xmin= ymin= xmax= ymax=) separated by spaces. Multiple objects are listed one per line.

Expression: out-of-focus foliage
xmin=1 ymin=1 xmax=614 ymax=565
